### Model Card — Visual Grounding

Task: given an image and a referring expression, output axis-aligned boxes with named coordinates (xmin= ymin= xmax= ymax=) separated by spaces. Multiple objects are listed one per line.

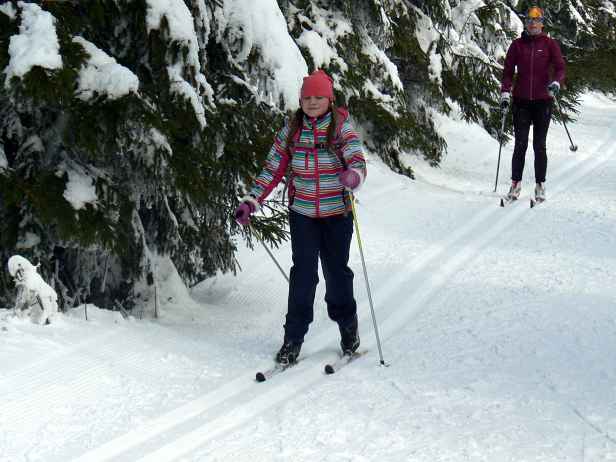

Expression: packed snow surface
xmin=1 ymin=94 xmax=616 ymax=461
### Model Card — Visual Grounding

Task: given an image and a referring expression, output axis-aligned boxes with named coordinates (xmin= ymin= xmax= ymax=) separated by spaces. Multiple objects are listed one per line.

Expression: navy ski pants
xmin=284 ymin=209 xmax=357 ymax=343
xmin=511 ymin=98 xmax=552 ymax=183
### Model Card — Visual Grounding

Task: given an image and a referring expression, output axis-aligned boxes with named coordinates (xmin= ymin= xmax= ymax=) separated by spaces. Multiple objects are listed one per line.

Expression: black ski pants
xmin=285 ymin=209 xmax=357 ymax=343
xmin=511 ymin=98 xmax=552 ymax=183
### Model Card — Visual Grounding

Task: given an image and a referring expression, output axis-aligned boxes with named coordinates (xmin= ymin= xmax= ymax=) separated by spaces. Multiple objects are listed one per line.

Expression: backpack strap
xmin=281 ymin=120 xmax=302 ymax=206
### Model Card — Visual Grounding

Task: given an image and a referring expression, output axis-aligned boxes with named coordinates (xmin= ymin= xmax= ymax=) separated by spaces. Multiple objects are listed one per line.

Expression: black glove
xmin=547 ymin=81 xmax=560 ymax=97
xmin=500 ymin=92 xmax=511 ymax=110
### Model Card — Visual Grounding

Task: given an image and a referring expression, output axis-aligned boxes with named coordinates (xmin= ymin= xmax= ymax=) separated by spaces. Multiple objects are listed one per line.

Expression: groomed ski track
xmin=69 ymin=99 xmax=616 ymax=461
xmin=1 ymin=95 xmax=614 ymax=461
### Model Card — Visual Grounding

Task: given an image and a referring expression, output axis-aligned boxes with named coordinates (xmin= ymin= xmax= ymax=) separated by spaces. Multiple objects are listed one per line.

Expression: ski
xmin=255 ymin=361 xmax=296 ymax=382
xmin=256 ymin=349 xmax=367 ymax=382
xmin=500 ymin=196 xmax=518 ymax=207
xmin=324 ymin=350 xmax=367 ymax=375
xmin=530 ymin=198 xmax=545 ymax=208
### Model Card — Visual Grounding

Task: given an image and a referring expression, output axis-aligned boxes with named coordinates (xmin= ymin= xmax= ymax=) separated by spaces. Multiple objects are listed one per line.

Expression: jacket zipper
xmin=530 ymin=40 xmax=535 ymax=100
xmin=312 ymin=118 xmax=320 ymax=217
xmin=304 ymin=122 xmax=309 ymax=170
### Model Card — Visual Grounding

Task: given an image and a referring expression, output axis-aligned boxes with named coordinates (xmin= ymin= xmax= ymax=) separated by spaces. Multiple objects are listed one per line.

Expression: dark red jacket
xmin=501 ymin=32 xmax=566 ymax=100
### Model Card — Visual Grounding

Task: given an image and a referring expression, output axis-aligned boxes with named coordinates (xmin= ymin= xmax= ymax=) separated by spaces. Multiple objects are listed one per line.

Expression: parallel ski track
xmin=0 ymin=327 xmax=117 ymax=391
xmin=73 ymin=118 xmax=616 ymax=462
xmin=0 ymin=324 xmax=189 ymax=434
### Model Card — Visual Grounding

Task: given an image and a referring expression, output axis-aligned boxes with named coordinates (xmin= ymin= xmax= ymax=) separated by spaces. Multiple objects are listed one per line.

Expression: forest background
xmin=1 ymin=0 xmax=614 ymax=310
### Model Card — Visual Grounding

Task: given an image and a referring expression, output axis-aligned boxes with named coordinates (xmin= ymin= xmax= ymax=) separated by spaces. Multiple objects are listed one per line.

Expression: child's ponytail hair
xmin=285 ymin=108 xmax=303 ymax=152
xmin=327 ymin=103 xmax=340 ymax=146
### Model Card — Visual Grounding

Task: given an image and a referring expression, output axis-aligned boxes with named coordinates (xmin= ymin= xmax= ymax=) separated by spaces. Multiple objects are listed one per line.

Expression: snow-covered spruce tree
xmin=1 ymin=0 xmax=614 ymax=311
xmin=534 ymin=0 xmax=616 ymax=97
xmin=281 ymin=0 xmax=447 ymax=174
xmin=0 ymin=0 xmax=283 ymax=310
xmin=412 ymin=0 xmax=519 ymax=133
xmin=278 ymin=0 xmax=522 ymax=165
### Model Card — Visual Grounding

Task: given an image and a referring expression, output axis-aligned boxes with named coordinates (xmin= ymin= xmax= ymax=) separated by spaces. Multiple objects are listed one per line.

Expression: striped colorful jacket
xmin=249 ymin=110 xmax=366 ymax=218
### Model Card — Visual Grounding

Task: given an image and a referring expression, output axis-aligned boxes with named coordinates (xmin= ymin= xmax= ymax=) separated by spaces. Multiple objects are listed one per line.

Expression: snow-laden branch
xmin=4 ymin=2 xmax=63 ymax=88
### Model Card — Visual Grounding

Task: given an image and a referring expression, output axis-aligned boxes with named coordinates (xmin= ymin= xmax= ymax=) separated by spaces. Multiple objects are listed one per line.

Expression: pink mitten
xmin=234 ymin=202 xmax=255 ymax=226
xmin=339 ymin=168 xmax=362 ymax=191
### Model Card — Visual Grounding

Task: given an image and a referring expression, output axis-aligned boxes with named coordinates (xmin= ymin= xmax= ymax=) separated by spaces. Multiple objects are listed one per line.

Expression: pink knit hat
xmin=300 ymin=69 xmax=334 ymax=101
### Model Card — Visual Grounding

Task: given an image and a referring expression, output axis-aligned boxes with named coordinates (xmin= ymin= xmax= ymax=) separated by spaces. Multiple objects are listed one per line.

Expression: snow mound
xmin=7 ymin=255 xmax=58 ymax=324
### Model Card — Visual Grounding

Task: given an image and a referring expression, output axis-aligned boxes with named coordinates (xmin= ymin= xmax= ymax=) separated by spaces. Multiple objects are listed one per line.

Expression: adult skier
xmin=234 ymin=70 xmax=367 ymax=365
xmin=500 ymin=5 xmax=566 ymax=203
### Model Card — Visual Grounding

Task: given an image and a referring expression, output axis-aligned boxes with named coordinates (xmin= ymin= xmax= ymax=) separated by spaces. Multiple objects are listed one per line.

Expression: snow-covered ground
xmin=2 ymin=93 xmax=616 ymax=462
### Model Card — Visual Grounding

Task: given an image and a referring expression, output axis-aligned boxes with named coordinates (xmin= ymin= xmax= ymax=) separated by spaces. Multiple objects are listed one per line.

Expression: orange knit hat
xmin=526 ymin=6 xmax=544 ymax=20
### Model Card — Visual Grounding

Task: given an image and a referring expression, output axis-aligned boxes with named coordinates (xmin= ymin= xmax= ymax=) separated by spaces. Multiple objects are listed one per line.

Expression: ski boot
xmin=339 ymin=317 xmax=360 ymax=355
xmin=275 ymin=339 xmax=302 ymax=365
xmin=506 ymin=180 xmax=522 ymax=201
xmin=535 ymin=182 xmax=546 ymax=203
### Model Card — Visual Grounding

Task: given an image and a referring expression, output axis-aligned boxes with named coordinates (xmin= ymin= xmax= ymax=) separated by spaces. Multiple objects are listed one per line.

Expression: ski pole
xmin=555 ymin=97 xmax=578 ymax=152
xmin=249 ymin=223 xmax=289 ymax=283
xmin=493 ymin=108 xmax=508 ymax=192
xmin=350 ymin=193 xmax=386 ymax=366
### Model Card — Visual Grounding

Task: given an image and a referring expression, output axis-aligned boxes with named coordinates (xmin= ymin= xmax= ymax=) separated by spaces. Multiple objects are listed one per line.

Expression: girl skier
xmin=234 ymin=69 xmax=367 ymax=365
